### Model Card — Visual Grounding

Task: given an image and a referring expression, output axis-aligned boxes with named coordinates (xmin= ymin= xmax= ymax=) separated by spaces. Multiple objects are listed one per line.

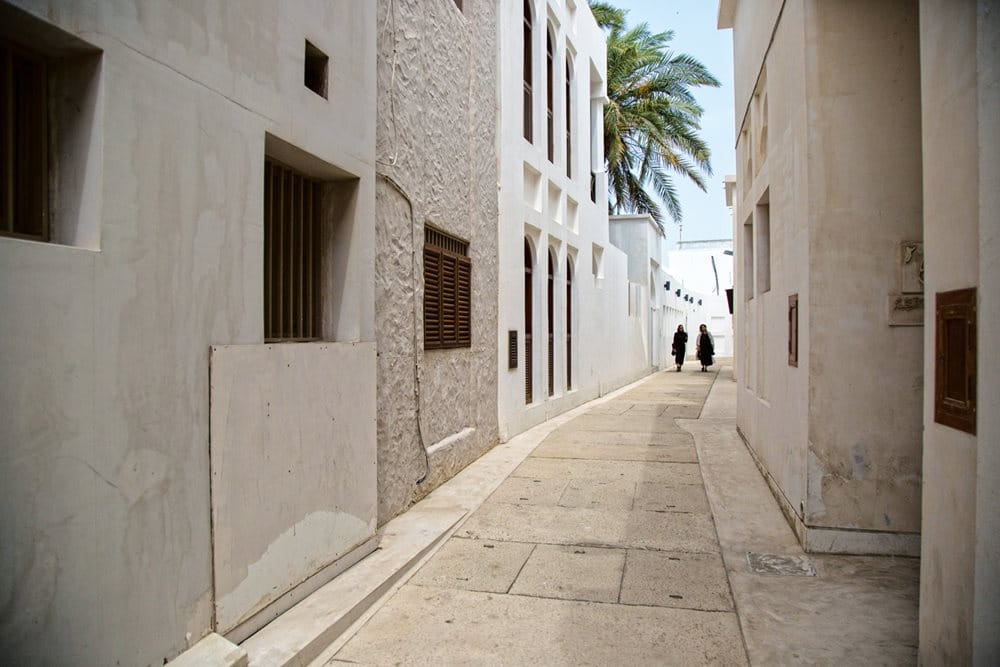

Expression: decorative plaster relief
xmin=888 ymin=294 xmax=924 ymax=326
xmin=899 ymin=240 xmax=924 ymax=293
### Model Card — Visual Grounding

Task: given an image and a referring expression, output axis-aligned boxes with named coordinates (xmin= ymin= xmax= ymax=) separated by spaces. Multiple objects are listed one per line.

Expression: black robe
xmin=697 ymin=332 xmax=714 ymax=366
xmin=672 ymin=331 xmax=688 ymax=365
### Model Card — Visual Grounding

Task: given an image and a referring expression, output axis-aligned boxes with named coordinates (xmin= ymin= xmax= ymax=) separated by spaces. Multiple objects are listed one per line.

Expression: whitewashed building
xmin=496 ymin=0 xmax=653 ymax=439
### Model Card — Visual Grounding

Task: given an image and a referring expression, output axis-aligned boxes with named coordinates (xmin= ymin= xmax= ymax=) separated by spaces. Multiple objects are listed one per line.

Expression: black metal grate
xmin=264 ymin=159 xmax=321 ymax=342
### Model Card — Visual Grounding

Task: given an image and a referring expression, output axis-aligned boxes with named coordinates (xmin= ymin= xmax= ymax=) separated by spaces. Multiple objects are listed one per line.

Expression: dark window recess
xmin=590 ymin=172 xmax=597 ymax=204
xmin=522 ymin=0 xmax=533 ymax=142
xmin=304 ymin=41 xmax=328 ymax=98
xmin=565 ymin=57 xmax=572 ymax=178
xmin=0 ymin=42 xmax=48 ymax=241
xmin=453 ymin=0 xmax=463 ymax=11
xmin=566 ymin=257 xmax=572 ymax=390
xmin=264 ymin=159 xmax=322 ymax=341
xmin=524 ymin=239 xmax=533 ymax=403
xmin=424 ymin=227 xmax=472 ymax=350
xmin=935 ymin=288 xmax=977 ymax=434
xmin=508 ymin=330 xmax=518 ymax=370
xmin=788 ymin=293 xmax=798 ymax=367
xmin=547 ymin=249 xmax=555 ymax=397
xmin=546 ymin=27 xmax=554 ymax=163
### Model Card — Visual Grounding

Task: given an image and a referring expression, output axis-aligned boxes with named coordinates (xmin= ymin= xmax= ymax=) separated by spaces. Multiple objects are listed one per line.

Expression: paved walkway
xmin=316 ymin=363 xmax=918 ymax=665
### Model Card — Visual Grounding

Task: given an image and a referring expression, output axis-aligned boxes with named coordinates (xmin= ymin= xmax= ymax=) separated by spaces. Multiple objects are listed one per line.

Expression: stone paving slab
xmin=460 ymin=503 xmax=720 ymax=552
xmin=486 ymin=476 xmax=568 ymax=505
xmin=408 ymin=537 xmax=534 ymax=594
xmin=509 ymin=544 xmax=626 ymax=603
xmin=512 ymin=457 xmax=704 ymax=485
xmin=333 ymin=585 xmax=748 ymax=666
xmin=634 ymin=480 xmax=711 ymax=513
xmin=567 ymin=413 xmax=691 ymax=434
xmin=621 ymin=550 xmax=734 ymax=611
xmin=539 ymin=428 xmax=696 ymax=447
xmin=531 ymin=440 xmax=698 ymax=463
xmin=557 ymin=479 xmax=636 ymax=511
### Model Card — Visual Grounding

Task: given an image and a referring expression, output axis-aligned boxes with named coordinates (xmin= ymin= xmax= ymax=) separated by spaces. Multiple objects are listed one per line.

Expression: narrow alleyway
xmin=309 ymin=364 xmax=918 ymax=666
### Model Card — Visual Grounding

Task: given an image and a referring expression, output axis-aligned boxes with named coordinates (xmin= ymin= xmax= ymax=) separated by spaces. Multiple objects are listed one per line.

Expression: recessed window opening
xmin=424 ymin=226 xmax=472 ymax=350
xmin=547 ymin=248 xmax=555 ymax=397
xmin=743 ymin=214 xmax=754 ymax=301
xmin=546 ymin=25 xmax=555 ymax=162
xmin=453 ymin=0 xmax=464 ymax=11
xmin=788 ymin=294 xmax=798 ymax=367
xmin=304 ymin=40 xmax=328 ymax=99
xmin=523 ymin=1 xmax=534 ymax=142
xmin=264 ymin=158 xmax=322 ymax=341
xmin=0 ymin=27 xmax=102 ymax=248
xmin=756 ymin=190 xmax=771 ymax=294
xmin=524 ymin=238 xmax=534 ymax=404
xmin=565 ymin=55 xmax=573 ymax=178
xmin=566 ymin=256 xmax=573 ymax=390
xmin=935 ymin=288 xmax=977 ymax=434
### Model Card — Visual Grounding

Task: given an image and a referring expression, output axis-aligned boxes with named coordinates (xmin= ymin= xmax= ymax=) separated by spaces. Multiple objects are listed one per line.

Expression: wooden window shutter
xmin=424 ymin=227 xmax=471 ymax=350
xmin=935 ymin=288 xmax=977 ymax=434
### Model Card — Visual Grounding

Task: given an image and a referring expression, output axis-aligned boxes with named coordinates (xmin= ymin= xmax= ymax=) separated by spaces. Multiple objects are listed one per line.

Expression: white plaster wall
xmin=917 ymin=0 xmax=997 ymax=662
xmin=374 ymin=0 xmax=499 ymax=523
xmin=728 ymin=0 xmax=923 ymax=546
xmin=729 ymin=0 xmax=811 ymax=529
xmin=0 ymin=2 xmax=376 ymax=664
xmin=496 ymin=0 xmax=652 ymax=441
xmin=803 ymin=0 xmax=923 ymax=535
xmin=665 ymin=245 xmax=735 ymax=356
xmin=209 ymin=343 xmax=377 ymax=635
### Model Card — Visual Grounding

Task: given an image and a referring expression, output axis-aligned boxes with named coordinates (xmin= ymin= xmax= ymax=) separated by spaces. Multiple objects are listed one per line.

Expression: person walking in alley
xmin=672 ymin=324 xmax=688 ymax=372
xmin=697 ymin=323 xmax=715 ymax=372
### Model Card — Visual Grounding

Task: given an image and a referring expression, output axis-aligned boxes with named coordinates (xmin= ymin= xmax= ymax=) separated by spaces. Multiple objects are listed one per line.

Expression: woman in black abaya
xmin=697 ymin=323 xmax=715 ymax=372
xmin=671 ymin=325 xmax=688 ymax=372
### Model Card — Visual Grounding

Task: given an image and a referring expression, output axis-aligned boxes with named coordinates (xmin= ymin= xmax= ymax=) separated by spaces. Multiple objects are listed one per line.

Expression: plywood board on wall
xmin=209 ymin=342 xmax=377 ymax=634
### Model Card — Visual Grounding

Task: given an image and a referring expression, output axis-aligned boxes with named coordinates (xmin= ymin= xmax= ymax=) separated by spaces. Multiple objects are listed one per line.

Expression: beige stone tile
xmin=634 ymin=481 xmax=711 ymax=513
xmin=460 ymin=503 xmax=719 ymax=552
xmin=333 ymin=586 xmax=748 ymax=666
xmin=621 ymin=550 xmax=733 ymax=611
xmin=532 ymin=441 xmax=699 ymax=463
xmin=485 ymin=476 xmax=567 ymax=506
xmin=409 ymin=538 xmax=534 ymax=593
xmin=558 ymin=479 xmax=636 ymax=511
xmin=509 ymin=544 xmax=626 ymax=603
xmin=539 ymin=428 xmax=694 ymax=447
xmin=512 ymin=457 xmax=704 ymax=486
xmin=621 ymin=510 xmax=721 ymax=552
xmin=568 ymin=413 xmax=688 ymax=434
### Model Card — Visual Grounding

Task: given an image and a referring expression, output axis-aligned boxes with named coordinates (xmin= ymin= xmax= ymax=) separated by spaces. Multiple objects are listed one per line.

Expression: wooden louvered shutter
xmin=457 ymin=256 xmax=471 ymax=346
xmin=424 ymin=227 xmax=472 ymax=350
xmin=423 ymin=246 xmax=442 ymax=347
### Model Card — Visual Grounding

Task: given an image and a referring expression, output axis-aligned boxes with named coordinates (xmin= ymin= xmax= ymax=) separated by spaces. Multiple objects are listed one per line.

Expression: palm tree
xmin=590 ymin=2 xmax=719 ymax=230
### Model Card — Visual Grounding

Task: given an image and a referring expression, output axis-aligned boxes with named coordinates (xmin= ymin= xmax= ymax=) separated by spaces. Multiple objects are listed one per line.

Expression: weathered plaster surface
xmin=0 ymin=2 xmax=376 ymax=664
xmin=374 ymin=0 xmax=499 ymax=524
xmin=209 ymin=343 xmax=377 ymax=634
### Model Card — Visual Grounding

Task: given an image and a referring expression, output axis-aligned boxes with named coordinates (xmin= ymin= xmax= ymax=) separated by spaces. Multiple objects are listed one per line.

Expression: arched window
xmin=547 ymin=248 xmax=555 ymax=397
xmin=546 ymin=25 xmax=555 ymax=162
xmin=524 ymin=239 xmax=533 ymax=404
xmin=565 ymin=55 xmax=572 ymax=178
xmin=523 ymin=1 xmax=533 ymax=142
xmin=566 ymin=256 xmax=573 ymax=390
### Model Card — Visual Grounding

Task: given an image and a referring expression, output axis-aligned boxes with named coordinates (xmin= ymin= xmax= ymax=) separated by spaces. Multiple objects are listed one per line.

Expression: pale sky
xmin=609 ymin=0 xmax=735 ymax=245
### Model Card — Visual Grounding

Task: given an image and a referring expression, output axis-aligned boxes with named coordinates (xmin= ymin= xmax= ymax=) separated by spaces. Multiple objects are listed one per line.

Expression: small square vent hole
xmin=304 ymin=40 xmax=328 ymax=98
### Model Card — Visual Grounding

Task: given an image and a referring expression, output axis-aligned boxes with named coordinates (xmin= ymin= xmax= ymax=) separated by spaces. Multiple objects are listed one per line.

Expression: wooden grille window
xmin=523 ymin=0 xmax=533 ymax=143
xmin=547 ymin=249 xmax=555 ymax=397
xmin=1 ymin=42 xmax=48 ymax=241
xmin=264 ymin=159 xmax=321 ymax=341
xmin=524 ymin=239 xmax=533 ymax=403
xmin=788 ymin=294 xmax=798 ymax=367
xmin=935 ymin=288 xmax=977 ymax=434
xmin=546 ymin=27 xmax=554 ymax=163
xmin=566 ymin=257 xmax=573 ymax=390
xmin=424 ymin=227 xmax=471 ymax=350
